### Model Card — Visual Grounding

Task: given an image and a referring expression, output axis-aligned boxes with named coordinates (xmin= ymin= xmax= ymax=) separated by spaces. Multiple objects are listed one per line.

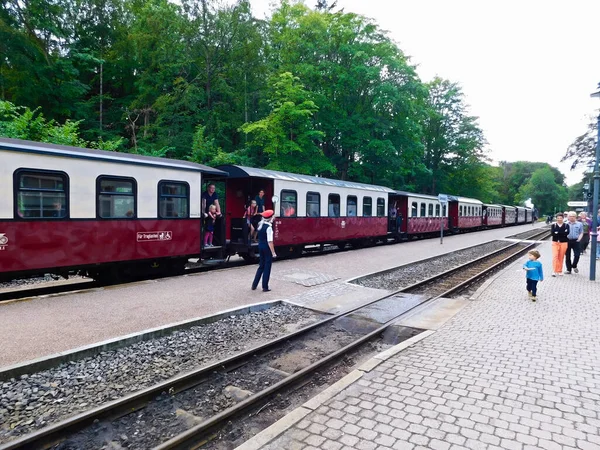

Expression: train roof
xmin=500 ymin=205 xmax=517 ymax=210
xmin=483 ymin=204 xmax=503 ymax=208
xmin=448 ymin=196 xmax=483 ymax=205
xmin=217 ymin=165 xmax=395 ymax=193
xmin=0 ymin=138 xmax=228 ymax=175
xmin=393 ymin=190 xmax=439 ymax=201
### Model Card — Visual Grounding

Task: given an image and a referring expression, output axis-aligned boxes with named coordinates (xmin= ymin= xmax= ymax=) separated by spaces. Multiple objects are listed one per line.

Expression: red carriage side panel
xmin=458 ymin=217 xmax=483 ymax=229
xmin=272 ymin=217 xmax=387 ymax=245
xmin=0 ymin=219 xmax=201 ymax=274
xmin=407 ymin=217 xmax=448 ymax=235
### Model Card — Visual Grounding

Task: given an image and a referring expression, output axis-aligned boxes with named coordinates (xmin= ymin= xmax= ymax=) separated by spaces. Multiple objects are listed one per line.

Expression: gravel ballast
xmin=0 ymin=304 xmax=325 ymax=444
xmin=354 ymin=240 xmax=513 ymax=290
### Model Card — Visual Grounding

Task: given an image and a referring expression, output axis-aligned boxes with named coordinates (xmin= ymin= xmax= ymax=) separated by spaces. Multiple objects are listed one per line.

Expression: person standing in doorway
xmin=551 ymin=214 xmax=569 ymax=277
xmin=255 ymin=190 xmax=266 ymax=213
xmin=202 ymin=183 xmax=221 ymax=216
xmin=252 ymin=210 xmax=277 ymax=292
xmin=565 ymin=211 xmax=583 ymax=274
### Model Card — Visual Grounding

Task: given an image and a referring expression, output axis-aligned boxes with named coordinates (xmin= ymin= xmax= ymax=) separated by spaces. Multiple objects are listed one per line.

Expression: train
xmin=0 ymin=138 xmax=534 ymax=282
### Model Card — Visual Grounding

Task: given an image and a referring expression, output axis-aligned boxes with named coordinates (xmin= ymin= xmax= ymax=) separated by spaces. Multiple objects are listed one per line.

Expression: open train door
xmin=200 ymin=172 xmax=229 ymax=264
xmin=447 ymin=196 xmax=460 ymax=233
xmin=215 ymin=165 xmax=276 ymax=261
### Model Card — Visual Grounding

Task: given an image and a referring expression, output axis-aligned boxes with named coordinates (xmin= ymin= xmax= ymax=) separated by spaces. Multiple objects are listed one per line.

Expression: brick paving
xmin=256 ymin=241 xmax=600 ymax=450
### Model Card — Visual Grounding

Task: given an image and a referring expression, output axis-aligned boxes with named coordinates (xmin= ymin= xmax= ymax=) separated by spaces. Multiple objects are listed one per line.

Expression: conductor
xmin=251 ymin=210 xmax=277 ymax=292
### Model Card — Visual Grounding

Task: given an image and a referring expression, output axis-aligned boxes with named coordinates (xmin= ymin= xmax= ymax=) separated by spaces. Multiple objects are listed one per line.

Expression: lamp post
xmin=588 ymin=84 xmax=600 ymax=281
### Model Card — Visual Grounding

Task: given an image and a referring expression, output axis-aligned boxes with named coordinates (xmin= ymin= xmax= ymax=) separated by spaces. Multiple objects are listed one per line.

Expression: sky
xmin=251 ymin=0 xmax=600 ymax=186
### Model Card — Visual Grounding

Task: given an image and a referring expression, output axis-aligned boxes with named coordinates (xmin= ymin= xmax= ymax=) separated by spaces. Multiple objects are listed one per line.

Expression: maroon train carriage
xmin=502 ymin=205 xmax=517 ymax=226
xmin=0 ymin=138 xmax=226 ymax=282
xmin=448 ymin=196 xmax=483 ymax=232
xmin=390 ymin=191 xmax=449 ymax=238
xmin=516 ymin=206 xmax=527 ymax=224
xmin=483 ymin=204 xmax=503 ymax=228
xmin=216 ymin=165 xmax=395 ymax=260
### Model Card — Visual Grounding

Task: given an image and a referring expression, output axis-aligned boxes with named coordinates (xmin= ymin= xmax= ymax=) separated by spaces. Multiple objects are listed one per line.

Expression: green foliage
xmin=517 ymin=167 xmax=568 ymax=215
xmin=0 ymin=0 xmax=569 ymax=205
xmin=240 ymin=72 xmax=332 ymax=174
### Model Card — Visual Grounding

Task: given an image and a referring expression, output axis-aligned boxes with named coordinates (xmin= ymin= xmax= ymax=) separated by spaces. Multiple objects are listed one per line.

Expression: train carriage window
xmin=347 ymin=196 xmax=358 ymax=217
xmin=443 ymin=204 xmax=447 ymax=216
xmin=306 ymin=192 xmax=320 ymax=217
xmin=377 ymin=198 xmax=385 ymax=217
xmin=459 ymin=205 xmax=463 ymax=216
xmin=280 ymin=190 xmax=297 ymax=217
xmin=363 ymin=197 xmax=373 ymax=217
xmin=428 ymin=204 xmax=434 ymax=217
xmin=328 ymin=194 xmax=341 ymax=217
xmin=435 ymin=204 xmax=440 ymax=216
xmin=97 ymin=176 xmax=136 ymax=219
xmin=420 ymin=203 xmax=426 ymax=217
xmin=15 ymin=170 xmax=68 ymax=219
xmin=158 ymin=181 xmax=189 ymax=218
xmin=411 ymin=202 xmax=418 ymax=217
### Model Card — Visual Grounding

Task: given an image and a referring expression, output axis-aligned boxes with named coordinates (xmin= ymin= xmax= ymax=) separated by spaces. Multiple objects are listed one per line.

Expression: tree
xmin=517 ymin=167 xmax=568 ymax=215
xmin=240 ymin=72 xmax=332 ymax=174
xmin=419 ymin=78 xmax=487 ymax=195
xmin=496 ymin=161 xmax=565 ymax=205
xmin=562 ymin=114 xmax=597 ymax=169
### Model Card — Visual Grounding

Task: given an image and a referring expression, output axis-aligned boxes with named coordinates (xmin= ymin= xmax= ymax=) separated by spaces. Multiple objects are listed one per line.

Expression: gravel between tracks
xmin=354 ymin=240 xmax=513 ymax=291
xmin=0 ymin=304 xmax=325 ymax=444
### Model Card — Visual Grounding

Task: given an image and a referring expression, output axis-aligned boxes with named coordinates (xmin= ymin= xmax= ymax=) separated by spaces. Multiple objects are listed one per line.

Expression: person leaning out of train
xmin=564 ymin=212 xmax=583 ymax=274
xmin=550 ymin=213 xmax=569 ymax=277
xmin=202 ymin=183 xmax=221 ymax=217
xmin=252 ymin=210 xmax=277 ymax=292
xmin=244 ymin=200 xmax=258 ymax=244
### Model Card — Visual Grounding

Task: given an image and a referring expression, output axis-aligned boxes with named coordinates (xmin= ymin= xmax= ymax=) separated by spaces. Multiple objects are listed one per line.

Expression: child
xmin=523 ymin=249 xmax=543 ymax=302
xmin=244 ymin=200 xmax=258 ymax=243
xmin=204 ymin=204 xmax=217 ymax=247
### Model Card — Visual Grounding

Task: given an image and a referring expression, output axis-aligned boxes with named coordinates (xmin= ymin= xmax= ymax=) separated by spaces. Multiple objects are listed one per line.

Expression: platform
xmin=239 ymin=240 xmax=600 ymax=450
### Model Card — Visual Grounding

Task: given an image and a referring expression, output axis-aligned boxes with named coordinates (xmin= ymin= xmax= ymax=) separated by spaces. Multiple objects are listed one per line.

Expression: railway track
xmin=0 ymin=229 xmax=550 ymax=450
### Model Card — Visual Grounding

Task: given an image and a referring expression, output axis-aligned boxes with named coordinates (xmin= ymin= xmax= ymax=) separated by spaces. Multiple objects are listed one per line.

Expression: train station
xmin=2 ymin=1 xmax=600 ymax=449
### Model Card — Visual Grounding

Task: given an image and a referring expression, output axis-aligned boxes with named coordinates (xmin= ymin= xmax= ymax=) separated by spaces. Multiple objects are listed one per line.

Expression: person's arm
xmin=267 ymin=226 xmax=277 ymax=257
xmin=538 ymin=264 xmax=544 ymax=281
xmin=214 ymin=199 xmax=221 ymax=215
xmin=578 ymin=224 xmax=583 ymax=241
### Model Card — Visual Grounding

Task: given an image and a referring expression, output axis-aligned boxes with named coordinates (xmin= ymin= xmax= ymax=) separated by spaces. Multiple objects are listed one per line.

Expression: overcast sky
xmin=251 ymin=0 xmax=600 ymax=186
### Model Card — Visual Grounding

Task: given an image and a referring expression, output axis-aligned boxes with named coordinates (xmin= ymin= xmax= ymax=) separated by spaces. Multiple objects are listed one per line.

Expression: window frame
xmin=363 ymin=196 xmax=373 ymax=217
xmin=420 ymin=202 xmax=426 ymax=217
xmin=96 ymin=175 xmax=138 ymax=219
xmin=435 ymin=204 xmax=440 ymax=217
xmin=280 ymin=189 xmax=298 ymax=218
xmin=411 ymin=201 xmax=418 ymax=218
xmin=328 ymin=193 xmax=341 ymax=218
xmin=347 ymin=195 xmax=358 ymax=217
xmin=157 ymin=180 xmax=190 ymax=219
xmin=377 ymin=197 xmax=385 ymax=217
xmin=13 ymin=168 xmax=70 ymax=220
xmin=428 ymin=203 xmax=434 ymax=217
xmin=306 ymin=191 xmax=321 ymax=218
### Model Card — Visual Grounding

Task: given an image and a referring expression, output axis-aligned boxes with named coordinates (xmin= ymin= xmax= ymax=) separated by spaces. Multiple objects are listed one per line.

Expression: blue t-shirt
xmin=523 ymin=260 xmax=544 ymax=281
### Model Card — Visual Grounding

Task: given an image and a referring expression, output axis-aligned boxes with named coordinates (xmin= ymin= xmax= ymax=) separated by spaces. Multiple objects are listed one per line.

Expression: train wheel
xmin=337 ymin=242 xmax=348 ymax=250
xmin=241 ymin=253 xmax=259 ymax=263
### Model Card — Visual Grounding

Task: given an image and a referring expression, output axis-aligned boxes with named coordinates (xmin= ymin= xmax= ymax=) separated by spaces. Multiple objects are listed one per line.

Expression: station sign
xmin=438 ymin=194 xmax=448 ymax=204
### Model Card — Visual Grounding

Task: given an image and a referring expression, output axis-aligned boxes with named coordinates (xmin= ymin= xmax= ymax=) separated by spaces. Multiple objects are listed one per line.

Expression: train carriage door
xmin=448 ymin=200 xmax=459 ymax=232
xmin=387 ymin=194 xmax=401 ymax=234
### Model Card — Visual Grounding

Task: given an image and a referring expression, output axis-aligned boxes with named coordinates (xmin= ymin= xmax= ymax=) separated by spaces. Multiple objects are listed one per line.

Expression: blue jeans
xmin=526 ymin=278 xmax=538 ymax=297
xmin=252 ymin=247 xmax=273 ymax=290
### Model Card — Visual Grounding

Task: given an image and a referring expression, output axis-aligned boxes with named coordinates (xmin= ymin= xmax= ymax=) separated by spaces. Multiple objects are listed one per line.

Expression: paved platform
xmin=0 ymin=223 xmax=540 ymax=368
xmin=241 ymin=240 xmax=600 ymax=450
